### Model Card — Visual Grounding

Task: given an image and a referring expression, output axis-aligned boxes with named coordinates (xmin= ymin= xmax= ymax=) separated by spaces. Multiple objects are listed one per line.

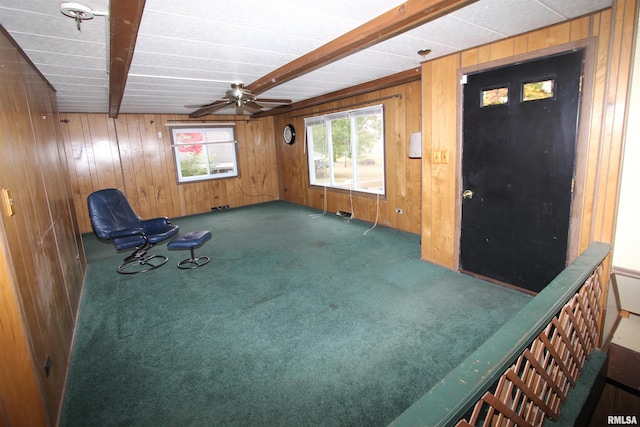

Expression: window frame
xmin=168 ymin=124 xmax=239 ymax=184
xmin=305 ymin=104 xmax=385 ymax=196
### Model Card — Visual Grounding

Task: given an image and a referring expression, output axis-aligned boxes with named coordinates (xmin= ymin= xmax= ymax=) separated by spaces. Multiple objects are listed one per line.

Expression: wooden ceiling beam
xmin=108 ymin=0 xmax=146 ymax=118
xmin=252 ymin=67 xmax=422 ymax=118
xmin=244 ymin=0 xmax=476 ymax=96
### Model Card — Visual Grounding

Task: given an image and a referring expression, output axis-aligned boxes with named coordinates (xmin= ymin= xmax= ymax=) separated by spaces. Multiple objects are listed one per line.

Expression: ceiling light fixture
xmin=60 ymin=2 xmax=108 ymax=31
xmin=417 ymin=49 xmax=432 ymax=58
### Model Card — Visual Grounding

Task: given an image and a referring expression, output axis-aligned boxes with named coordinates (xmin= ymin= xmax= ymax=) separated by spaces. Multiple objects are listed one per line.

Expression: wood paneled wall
xmin=420 ymin=1 xmax=637 ymax=269
xmin=61 ymin=114 xmax=279 ymax=233
xmin=274 ymin=81 xmax=423 ymax=234
xmin=0 ymin=28 xmax=85 ymax=425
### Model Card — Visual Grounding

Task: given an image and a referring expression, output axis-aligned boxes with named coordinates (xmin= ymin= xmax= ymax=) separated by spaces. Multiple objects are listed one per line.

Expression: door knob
xmin=462 ymin=189 xmax=474 ymax=199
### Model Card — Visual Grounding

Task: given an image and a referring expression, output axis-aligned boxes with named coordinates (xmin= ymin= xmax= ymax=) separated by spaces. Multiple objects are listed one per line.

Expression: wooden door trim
xmin=454 ymin=37 xmax=598 ymax=271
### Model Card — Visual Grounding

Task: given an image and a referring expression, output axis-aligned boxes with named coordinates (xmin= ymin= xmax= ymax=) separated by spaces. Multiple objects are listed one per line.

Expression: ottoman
xmin=167 ymin=230 xmax=212 ymax=269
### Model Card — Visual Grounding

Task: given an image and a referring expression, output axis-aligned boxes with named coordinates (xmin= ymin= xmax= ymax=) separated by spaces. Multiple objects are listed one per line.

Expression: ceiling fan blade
xmin=184 ymin=98 xmax=227 ymax=108
xmin=243 ymin=100 xmax=265 ymax=113
xmin=254 ymin=97 xmax=292 ymax=105
xmin=190 ymin=99 xmax=232 ymax=118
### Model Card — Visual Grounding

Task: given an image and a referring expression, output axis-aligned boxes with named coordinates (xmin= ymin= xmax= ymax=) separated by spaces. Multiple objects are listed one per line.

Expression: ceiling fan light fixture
xmin=60 ymin=2 xmax=94 ymax=20
xmin=190 ymin=81 xmax=292 ymax=117
xmin=60 ymin=2 xmax=108 ymax=30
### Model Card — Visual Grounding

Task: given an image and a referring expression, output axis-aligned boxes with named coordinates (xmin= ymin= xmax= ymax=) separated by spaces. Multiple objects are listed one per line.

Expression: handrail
xmin=390 ymin=241 xmax=611 ymax=427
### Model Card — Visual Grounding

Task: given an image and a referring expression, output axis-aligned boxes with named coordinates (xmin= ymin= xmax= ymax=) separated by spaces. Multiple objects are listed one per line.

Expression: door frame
xmin=454 ymin=38 xmax=597 ymax=275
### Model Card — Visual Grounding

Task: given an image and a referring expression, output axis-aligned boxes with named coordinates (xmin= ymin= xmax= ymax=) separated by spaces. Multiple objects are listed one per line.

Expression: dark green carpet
xmin=60 ymin=201 xmax=531 ymax=426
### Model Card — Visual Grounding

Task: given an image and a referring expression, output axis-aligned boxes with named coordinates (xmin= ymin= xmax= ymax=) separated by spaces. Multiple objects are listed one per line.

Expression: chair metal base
xmin=117 ymin=245 xmax=169 ymax=274
xmin=168 ymin=231 xmax=212 ymax=269
xmin=177 ymin=248 xmax=210 ymax=269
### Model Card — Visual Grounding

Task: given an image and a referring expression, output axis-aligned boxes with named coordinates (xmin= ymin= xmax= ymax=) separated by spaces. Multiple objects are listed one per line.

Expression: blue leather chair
xmin=87 ymin=188 xmax=179 ymax=274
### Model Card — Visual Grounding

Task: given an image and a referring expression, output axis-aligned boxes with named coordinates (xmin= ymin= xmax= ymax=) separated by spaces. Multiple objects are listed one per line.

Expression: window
xmin=169 ymin=125 xmax=238 ymax=183
xmin=306 ymin=105 xmax=385 ymax=195
xmin=481 ymin=86 xmax=509 ymax=107
xmin=522 ymin=79 xmax=555 ymax=102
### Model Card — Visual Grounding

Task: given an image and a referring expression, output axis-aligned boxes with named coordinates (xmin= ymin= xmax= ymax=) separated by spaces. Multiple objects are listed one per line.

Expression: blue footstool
xmin=167 ymin=230 xmax=212 ymax=269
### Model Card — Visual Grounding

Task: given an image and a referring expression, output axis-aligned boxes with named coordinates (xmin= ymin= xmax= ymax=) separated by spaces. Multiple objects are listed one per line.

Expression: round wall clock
xmin=283 ymin=124 xmax=296 ymax=145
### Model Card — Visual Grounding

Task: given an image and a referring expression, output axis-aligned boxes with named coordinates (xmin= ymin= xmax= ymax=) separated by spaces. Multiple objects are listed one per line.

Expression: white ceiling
xmin=0 ymin=0 xmax=612 ymax=115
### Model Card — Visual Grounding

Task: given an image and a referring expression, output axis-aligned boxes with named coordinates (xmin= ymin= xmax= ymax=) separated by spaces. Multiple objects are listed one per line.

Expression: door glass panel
xmin=522 ymin=79 xmax=555 ymax=101
xmin=481 ymin=87 xmax=509 ymax=107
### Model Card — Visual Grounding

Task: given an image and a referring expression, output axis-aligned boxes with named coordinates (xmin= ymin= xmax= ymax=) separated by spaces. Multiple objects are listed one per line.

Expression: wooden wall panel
xmin=273 ymin=80 xmax=423 ymax=235
xmin=62 ymin=114 xmax=280 ymax=233
xmin=570 ymin=16 xmax=592 ymax=42
xmin=420 ymin=1 xmax=637 ymax=272
xmin=578 ymin=10 xmax=610 ymax=255
xmin=61 ymin=113 xmax=122 ymax=234
xmin=0 ymin=32 xmax=48 ymax=427
xmin=0 ymin=28 xmax=85 ymax=425
xmin=19 ymin=60 xmax=75 ymax=420
xmin=487 ymin=38 xmax=516 ymax=62
xmin=51 ymin=93 xmax=86 ymax=317
xmin=421 ymin=62 xmax=434 ymax=252
xmin=0 ymin=233 xmax=47 ymax=427
xmin=404 ymin=82 xmax=423 ymax=231
xmin=590 ymin=0 xmax=638 ymax=246
xmin=526 ymin=21 xmax=572 ymax=52
xmin=422 ymin=54 xmax=460 ymax=266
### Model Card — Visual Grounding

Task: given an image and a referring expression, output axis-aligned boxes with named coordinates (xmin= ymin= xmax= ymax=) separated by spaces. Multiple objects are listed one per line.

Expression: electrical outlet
xmin=433 ymin=150 xmax=441 ymax=164
xmin=441 ymin=150 xmax=449 ymax=164
xmin=396 ymin=208 xmax=403 ymax=214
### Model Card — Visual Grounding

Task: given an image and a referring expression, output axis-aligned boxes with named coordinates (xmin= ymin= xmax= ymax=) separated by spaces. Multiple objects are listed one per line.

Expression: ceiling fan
xmin=189 ymin=82 xmax=292 ymax=117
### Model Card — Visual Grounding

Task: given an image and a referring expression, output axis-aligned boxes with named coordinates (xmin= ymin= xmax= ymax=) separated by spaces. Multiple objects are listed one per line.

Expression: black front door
xmin=460 ymin=50 xmax=583 ymax=293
